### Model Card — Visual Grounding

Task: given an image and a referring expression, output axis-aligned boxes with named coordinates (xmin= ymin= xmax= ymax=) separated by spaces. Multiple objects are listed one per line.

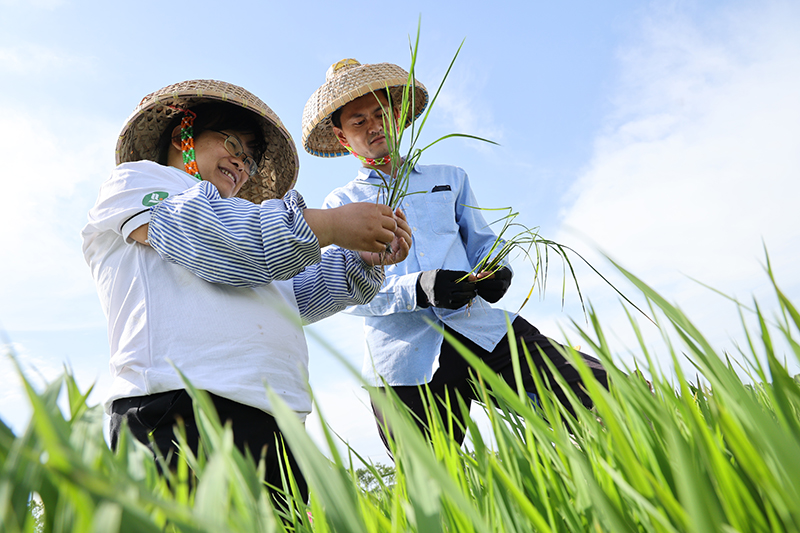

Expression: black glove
xmin=416 ymin=269 xmax=477 ymax=309
xmin=476 ymin=267 xmax=512 ymax=303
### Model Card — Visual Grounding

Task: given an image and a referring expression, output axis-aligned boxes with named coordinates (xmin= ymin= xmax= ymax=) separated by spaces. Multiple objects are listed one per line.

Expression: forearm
xmin=129 ymin=223 xmax=149 ymax=245
xmin=295 ymin=247 xmax=385 ymax=324
xmin=147 ymin=181 xmax=320 ymax=287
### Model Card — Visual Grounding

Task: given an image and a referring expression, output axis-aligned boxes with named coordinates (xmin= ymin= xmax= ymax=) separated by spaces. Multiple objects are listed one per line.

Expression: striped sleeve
xmin=147 ymin=181 xmax=321 ymax=287
xmin=294 ymin=246 xmax=385 ymax=324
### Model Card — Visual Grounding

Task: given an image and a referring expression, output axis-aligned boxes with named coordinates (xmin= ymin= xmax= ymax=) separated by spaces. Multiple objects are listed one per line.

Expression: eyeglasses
xmin=213 ymin=130 xmax=259 ymax=177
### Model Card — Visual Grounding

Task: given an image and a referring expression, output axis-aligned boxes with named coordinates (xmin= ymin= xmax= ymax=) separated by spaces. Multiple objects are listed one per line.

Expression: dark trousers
xmin=369 ymin=316 xmax=608 ymax=452
xmin=110 ymin=390 xmax=308 ymax=508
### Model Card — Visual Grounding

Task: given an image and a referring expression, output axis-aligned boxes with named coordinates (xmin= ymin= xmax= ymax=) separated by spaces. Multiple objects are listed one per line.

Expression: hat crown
xmin=326 ymin=58 xmax=361 ymax=80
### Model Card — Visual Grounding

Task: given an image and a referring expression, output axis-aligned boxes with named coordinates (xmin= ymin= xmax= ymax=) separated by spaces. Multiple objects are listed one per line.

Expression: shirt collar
xmin=356 ymin=162 xmax=421 ymax=181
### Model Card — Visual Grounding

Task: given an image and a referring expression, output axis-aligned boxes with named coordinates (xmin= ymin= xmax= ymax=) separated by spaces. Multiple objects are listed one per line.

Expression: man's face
xmin=333 ymin=92 xmax=396 ymax=161
xmin=174 ymin=129 xmax=256 ymax=198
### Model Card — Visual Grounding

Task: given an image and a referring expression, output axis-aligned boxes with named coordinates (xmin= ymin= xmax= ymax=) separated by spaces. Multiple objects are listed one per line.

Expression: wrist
xmin=303 ymin=208 xmax=333 ymax=247
xmin=415 ymin=272 xmax=430 ymax=308
xmin=357 ymin=251 xmax=379 ymax=269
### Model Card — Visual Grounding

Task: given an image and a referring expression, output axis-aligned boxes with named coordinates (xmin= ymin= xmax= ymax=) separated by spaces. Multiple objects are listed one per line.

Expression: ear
xmin=170 ymin=125 xmax=183 ymax=151
xmin=390 ymin=106 xmax=403 ymax=131
xmin=332 ymin=126 xmax=347 ymax=145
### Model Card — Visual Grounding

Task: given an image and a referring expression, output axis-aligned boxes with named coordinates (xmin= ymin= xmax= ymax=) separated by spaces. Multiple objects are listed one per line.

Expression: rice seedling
xmin=457 ymin=206 xmax=652 ymax=321
xmin=360 ymin=23 xmax=645 ymax=323
xmin=2 ymin=257 xmax=799 ymax=532
xmin=369 ymin=19 xmax=498 ymax=213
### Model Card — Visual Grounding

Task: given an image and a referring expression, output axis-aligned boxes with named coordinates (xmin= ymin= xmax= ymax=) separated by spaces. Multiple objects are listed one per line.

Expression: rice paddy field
xmin=2 ymin=263 xmax=799 ymax=532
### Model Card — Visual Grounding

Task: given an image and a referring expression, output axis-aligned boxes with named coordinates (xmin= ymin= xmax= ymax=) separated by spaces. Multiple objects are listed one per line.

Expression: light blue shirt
xmin=323 ymin=164 xmax=517 ymax=386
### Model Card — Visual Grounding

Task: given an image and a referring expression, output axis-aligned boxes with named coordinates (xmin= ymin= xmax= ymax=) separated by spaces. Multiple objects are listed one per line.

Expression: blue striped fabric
xmin=293 ymin=245 xmax=384 ymax=324
xmin=147 ymin=181 xmax=384 ymax=324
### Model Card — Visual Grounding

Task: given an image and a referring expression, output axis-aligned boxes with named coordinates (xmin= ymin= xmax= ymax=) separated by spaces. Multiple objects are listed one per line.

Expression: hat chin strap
xmin=179 ymin=111 xmax=202 ymax=179
xmin=336 ymin=134 xmax=392 ymax=167
xmin=168 ymin=106 xmax=202 ymax=179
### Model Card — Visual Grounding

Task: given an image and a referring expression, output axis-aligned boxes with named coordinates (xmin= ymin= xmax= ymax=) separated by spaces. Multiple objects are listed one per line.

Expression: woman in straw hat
xmin=304 ymin=60 xmax=609 ymax=454
xmin=82 ymin=79 xmax=411 ymax=505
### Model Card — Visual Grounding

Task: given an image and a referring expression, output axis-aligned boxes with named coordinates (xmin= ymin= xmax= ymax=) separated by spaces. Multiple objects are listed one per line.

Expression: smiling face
xmin=160 ymin=102 xmax=267 ymax=199
xmin=332 ymin=91 xmax=398 ymax=163
xmin=170 ymin=128 xmax=257 ymax=198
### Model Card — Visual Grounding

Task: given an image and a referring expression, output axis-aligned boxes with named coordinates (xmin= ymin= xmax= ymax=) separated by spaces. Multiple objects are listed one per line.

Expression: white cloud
xmin=556 ymin=1 xmax=800 ymax=372
xmin=0 ymin=44 xmax=89 ymax=75
xmin=0 ymin=106 xmax=117 ymax=330
xmin=430 ymin=59 xmax=503 ymax=148
xmin=1 ymin=337 xmax=110 ymax=435
xmin=0 ymin=342 xmax=60 ymax=405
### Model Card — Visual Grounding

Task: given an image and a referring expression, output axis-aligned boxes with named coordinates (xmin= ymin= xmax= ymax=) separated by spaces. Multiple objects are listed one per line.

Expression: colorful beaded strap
xmin=336 ymin=134 xmax=392 ymax=167
xmin=168 ymin=106 xmax=201 ymax=179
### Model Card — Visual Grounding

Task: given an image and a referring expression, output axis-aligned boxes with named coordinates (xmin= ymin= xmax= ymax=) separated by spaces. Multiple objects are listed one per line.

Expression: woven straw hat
xmin=302 ymin=59 xmax=428 ymax=158
xmin=116 ymin=79 xmax=298 ymax=203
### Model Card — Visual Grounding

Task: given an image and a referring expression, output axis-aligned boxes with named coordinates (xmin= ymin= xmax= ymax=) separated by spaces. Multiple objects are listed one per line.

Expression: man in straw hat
xmin=82 ymin=79 xmax=411 ymax=505
xmin=303 ymin=60 xmax=609 ymax=454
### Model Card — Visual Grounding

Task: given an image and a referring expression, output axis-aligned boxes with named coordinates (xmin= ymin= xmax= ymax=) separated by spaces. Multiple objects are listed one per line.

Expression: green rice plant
xmin=361 ymin=23 xmax=645 ymax=323
xmin=269 ymin=254 xmax=800 ymax=532
xmin=3 ymin=255 xmax=800 ymax=532
xmin=367 ymin=18 xmax=498 ymax=215
xmin=455 ymin=205 xmax=651 ymax=324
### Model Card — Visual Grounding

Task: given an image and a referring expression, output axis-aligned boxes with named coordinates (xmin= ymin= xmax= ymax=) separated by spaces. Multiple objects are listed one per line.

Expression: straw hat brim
xmin=302 ymin=62 xmax=428 ymax=158
xmin=116 ymin=79 xmax=298 ymax=203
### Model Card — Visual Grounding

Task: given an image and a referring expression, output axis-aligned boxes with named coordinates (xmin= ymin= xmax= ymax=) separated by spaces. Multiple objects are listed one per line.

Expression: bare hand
xmin=360 ymin=209 xmax=412 ymax=266
xmin=305 ymin=203 xmax=397 ymax=252
xmin=468 ymin=270 xmax=495 ymax=282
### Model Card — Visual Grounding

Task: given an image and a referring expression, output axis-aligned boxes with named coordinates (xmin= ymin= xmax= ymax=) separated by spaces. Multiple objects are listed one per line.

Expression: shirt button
xmin=420 ymin=252 xmax=425 ymax=257
xmin=407 ymin=305 xmax=413 ymax=310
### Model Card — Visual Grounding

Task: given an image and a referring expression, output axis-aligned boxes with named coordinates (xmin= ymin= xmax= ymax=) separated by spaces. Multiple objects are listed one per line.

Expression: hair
xmin=330 ymin=88 xmax=391 ymax=129
xmin=156 ymin=102 xmax=268 ymax=165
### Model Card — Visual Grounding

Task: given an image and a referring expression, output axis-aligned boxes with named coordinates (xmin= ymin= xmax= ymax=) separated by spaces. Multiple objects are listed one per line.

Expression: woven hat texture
xmin=116 ymin=79 xmax=298 ymax=203
xmin=302 ymin=59 xmax=428 ymax=158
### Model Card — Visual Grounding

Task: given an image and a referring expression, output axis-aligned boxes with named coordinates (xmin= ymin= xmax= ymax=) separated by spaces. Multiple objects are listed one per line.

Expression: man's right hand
xmin=416 ymin=269 xmax=477 ymax=309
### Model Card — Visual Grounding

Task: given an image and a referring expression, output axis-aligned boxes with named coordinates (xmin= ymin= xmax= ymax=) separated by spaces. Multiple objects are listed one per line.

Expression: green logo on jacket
xmin=142 ymin=191 xmax=169 ymax=206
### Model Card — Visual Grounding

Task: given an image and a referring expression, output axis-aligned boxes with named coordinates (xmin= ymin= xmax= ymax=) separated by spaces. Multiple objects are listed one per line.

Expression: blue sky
xmin=2 ymin=0 xmax=799 ymax=463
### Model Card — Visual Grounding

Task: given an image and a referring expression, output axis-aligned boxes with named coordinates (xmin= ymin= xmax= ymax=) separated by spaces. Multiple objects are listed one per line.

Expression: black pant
xmin=369 ymin=316 xmax=608 ymax=453
xmin=110 ymin=390 xmax=308 ymax=509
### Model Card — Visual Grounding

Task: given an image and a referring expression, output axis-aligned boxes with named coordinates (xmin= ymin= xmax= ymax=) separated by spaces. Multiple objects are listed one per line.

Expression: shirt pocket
xmin=424 ymin=190 xmax=458 ymax=235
